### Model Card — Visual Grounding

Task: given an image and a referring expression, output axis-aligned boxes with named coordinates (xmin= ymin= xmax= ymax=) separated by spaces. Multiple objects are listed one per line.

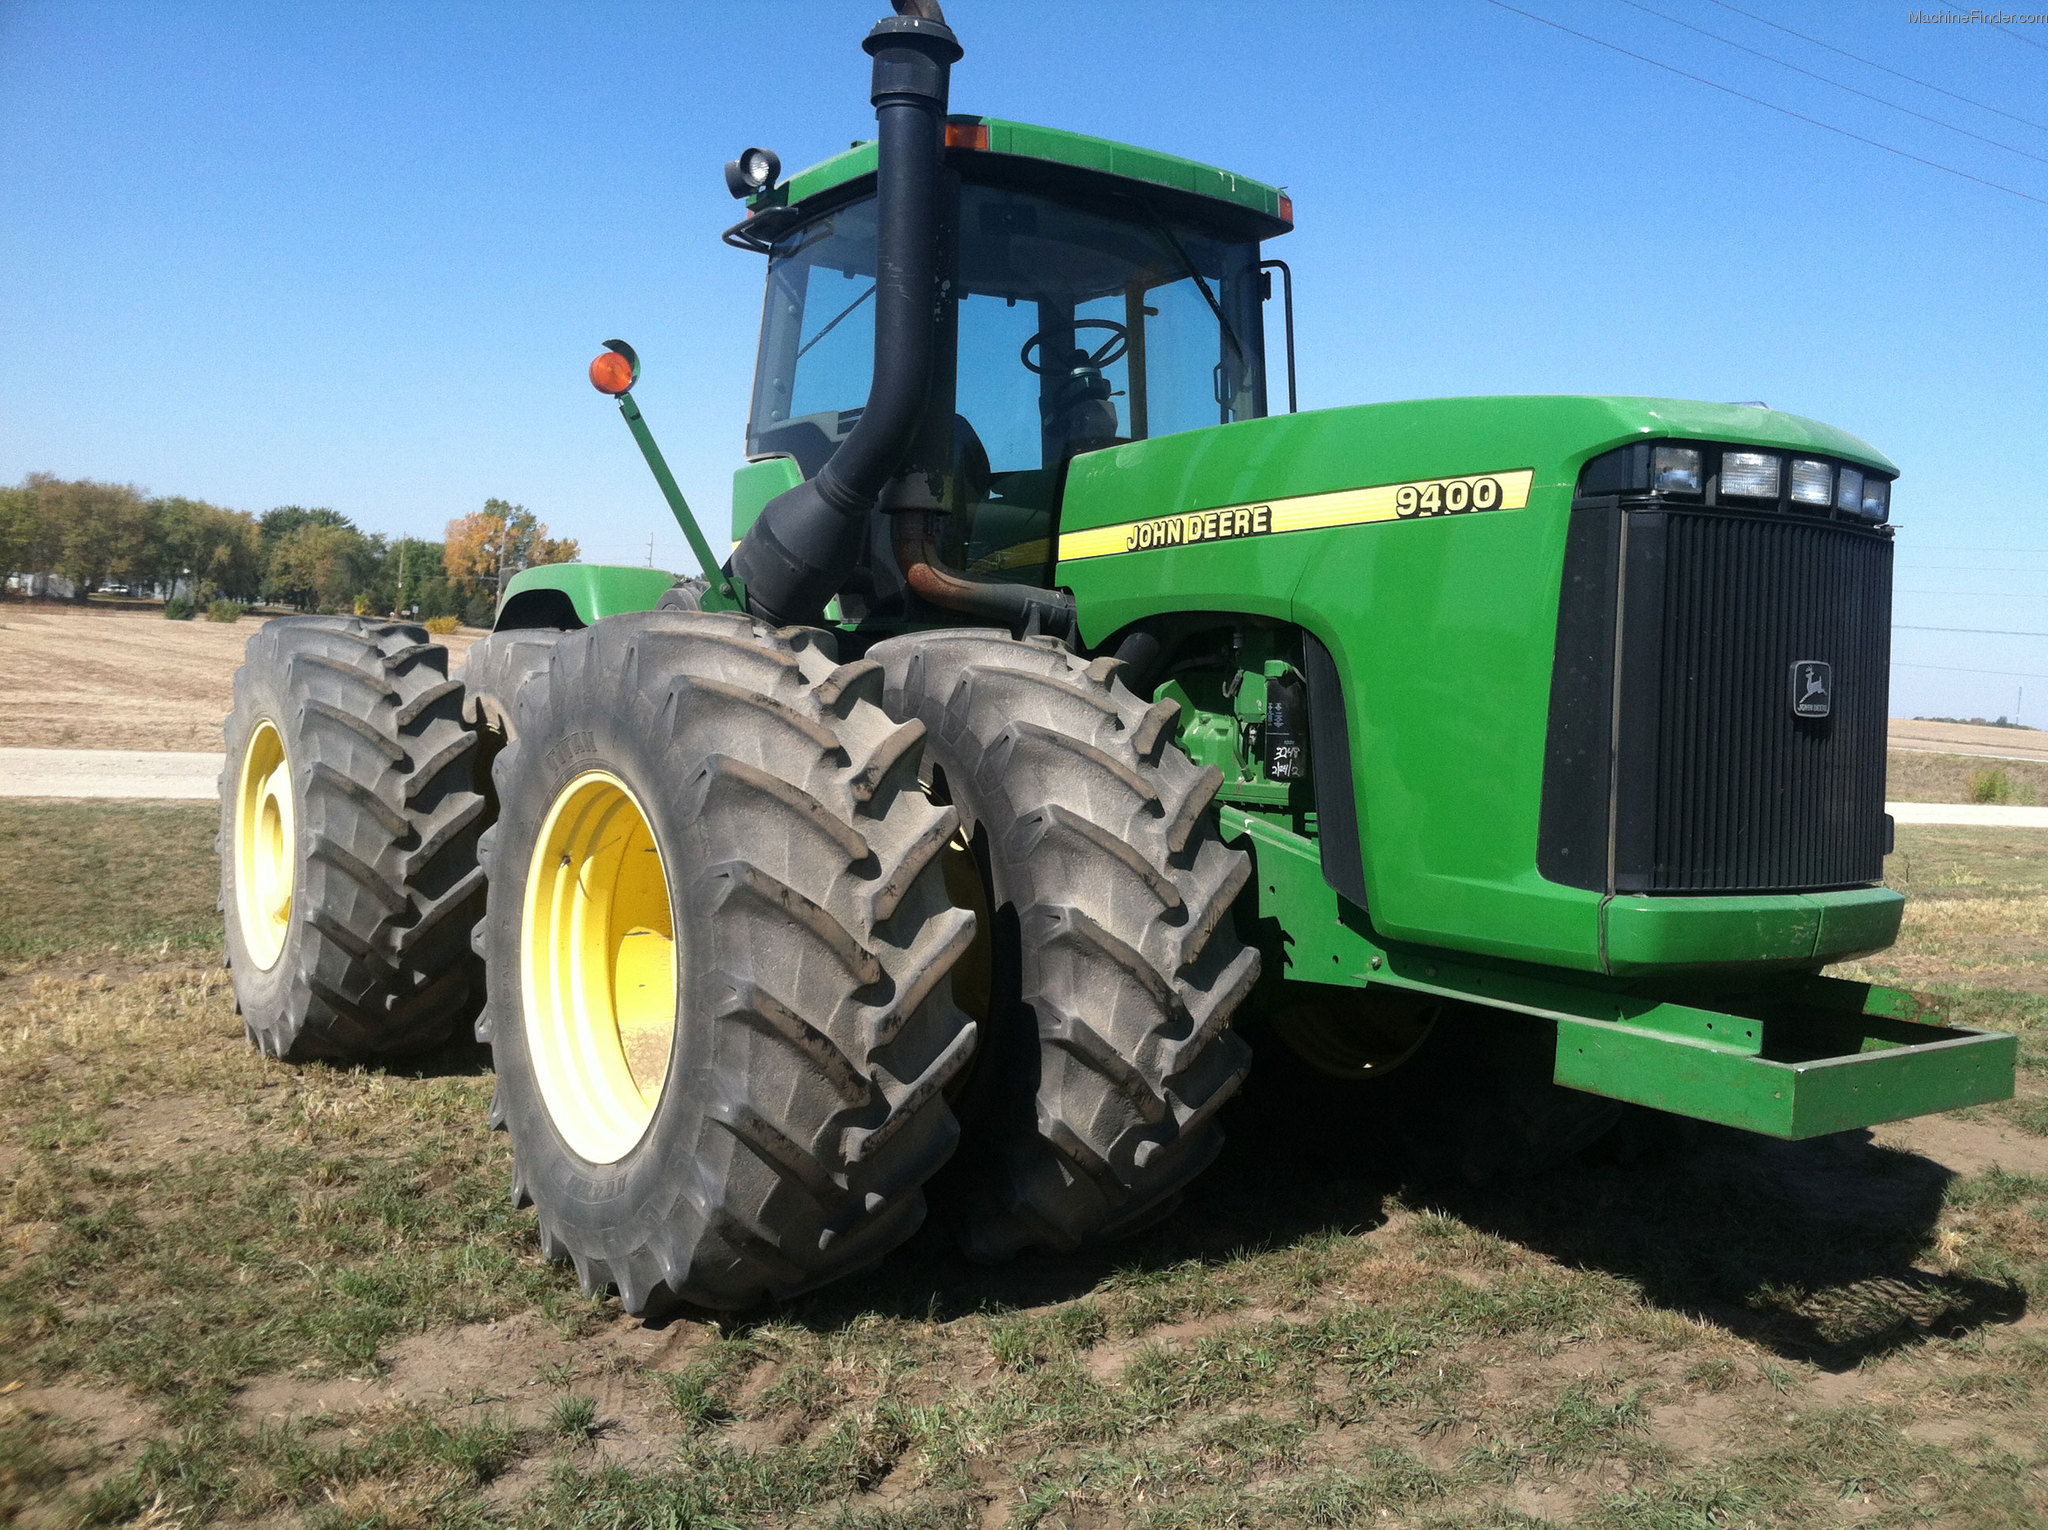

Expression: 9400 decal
xmin=1394 ymin=475 xmax=1505 ymax=516
xmin=1056 ymin=468 xmax=1535 ymax=563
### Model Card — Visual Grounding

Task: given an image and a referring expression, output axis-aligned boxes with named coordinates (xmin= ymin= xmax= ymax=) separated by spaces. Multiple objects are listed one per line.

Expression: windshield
xmin=748 ymin=182 xmax=1265 ymax=474
xmin=951 ymin=183 xmax=1265 ymax=470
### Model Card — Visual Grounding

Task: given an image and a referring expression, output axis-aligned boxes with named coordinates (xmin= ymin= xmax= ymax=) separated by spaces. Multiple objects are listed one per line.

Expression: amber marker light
xmin=944 ymin=119 xmax=989 ymax=150
xmin=589 ymin=350 xmax=635 ymax=396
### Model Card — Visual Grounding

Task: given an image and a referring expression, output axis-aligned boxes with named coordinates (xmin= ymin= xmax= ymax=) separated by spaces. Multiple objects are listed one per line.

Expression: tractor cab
xmin=731 ymin=118 xmax=1290 ymax=591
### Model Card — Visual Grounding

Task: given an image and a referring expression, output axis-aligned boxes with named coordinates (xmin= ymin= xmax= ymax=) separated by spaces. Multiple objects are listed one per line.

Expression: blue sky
xmin=3 ymin=1 xmax=2042 ymax=722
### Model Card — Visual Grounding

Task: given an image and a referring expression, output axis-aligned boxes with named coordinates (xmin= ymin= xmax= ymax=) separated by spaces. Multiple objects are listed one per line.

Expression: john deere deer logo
xmin=1791 ymin=661 xmax=1832 ymax=720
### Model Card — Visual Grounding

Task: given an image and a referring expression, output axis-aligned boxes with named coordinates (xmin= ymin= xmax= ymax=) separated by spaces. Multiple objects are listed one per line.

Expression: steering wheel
xmin=1020 ymin=319 xmax=1130 ymax=374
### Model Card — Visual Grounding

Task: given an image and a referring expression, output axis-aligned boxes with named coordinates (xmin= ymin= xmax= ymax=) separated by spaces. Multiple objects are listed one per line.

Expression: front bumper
xmin=1227 ymin=807 xmax=2013 ymax=1139
xmin=1602 ymin=886 xmax=1903 ymax=973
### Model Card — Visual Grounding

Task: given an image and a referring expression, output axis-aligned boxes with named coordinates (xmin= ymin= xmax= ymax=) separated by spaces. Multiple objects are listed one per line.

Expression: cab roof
xmin=732 ymin=115 xmax=1293 ymax=248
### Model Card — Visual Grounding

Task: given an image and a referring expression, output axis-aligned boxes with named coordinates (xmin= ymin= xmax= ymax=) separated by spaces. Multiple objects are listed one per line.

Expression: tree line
xmin=0 ymin=476 xmax=577 ymax=626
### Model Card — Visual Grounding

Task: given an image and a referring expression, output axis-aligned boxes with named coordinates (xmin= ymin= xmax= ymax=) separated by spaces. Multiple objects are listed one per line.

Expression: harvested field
xmin=3 ymin=809 xmax=2047 ymax=1526
xmin=1892 ymin=720 xmax=2048 ymax=767
xmin=0 ymin=601 xmax=483 ymax=752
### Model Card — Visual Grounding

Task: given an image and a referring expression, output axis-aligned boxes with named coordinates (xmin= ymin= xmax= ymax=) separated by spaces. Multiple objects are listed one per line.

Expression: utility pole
xmin=647 ymin=533 xmax=655 ymax=568
xmin=396 ymin=538 xmax=407 ymax=617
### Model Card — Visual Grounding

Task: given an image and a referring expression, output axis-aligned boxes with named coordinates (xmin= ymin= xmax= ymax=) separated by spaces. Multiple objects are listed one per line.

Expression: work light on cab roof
xmin=723 ymin=147 xmax=780 ymax=200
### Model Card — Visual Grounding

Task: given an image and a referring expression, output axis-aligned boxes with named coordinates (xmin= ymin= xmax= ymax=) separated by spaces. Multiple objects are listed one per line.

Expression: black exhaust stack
xmin=728 ymin=3 xmax=962 ymax=627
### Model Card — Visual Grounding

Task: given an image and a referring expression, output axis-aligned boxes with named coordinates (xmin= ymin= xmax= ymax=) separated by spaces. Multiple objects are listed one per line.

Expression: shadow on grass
xmin=758 ymin=1026 xmax=2022 ymax=1368
xmin=680 ymin=1117 xmax=1401 ymax=1336
xmin=379 ymin=1035 xmax=497 ymax=1081
xmin=360 ymin=999 xmax=2023 ymax=1366
xmin=1430 ymin=1120 xmax=2025 ymax=1369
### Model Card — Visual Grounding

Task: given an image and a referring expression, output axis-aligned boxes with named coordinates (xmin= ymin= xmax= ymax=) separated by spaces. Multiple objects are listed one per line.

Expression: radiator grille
xmin=1620 ymin=508 xmax=1892 ymax=892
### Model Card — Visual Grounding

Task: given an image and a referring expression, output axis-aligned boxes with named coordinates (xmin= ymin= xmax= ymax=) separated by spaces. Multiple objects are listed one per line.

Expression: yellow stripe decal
xmin=1056 ymin=468 xmax=1536 ymax=563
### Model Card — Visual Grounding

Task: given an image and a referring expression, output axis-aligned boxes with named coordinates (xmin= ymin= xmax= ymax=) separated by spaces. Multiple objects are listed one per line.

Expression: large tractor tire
xmin=478 ymin=611 xmax=978 ymax=1313
xmin=458 ymin=625 xmax=567 ymax=890
xmin=219 ymin=617 xmax=485 ymax=1061
xmin=869 ymin=631 xmax=1260 ymax=1262
xmin=460 ymin=627 xmax=568 ymax=741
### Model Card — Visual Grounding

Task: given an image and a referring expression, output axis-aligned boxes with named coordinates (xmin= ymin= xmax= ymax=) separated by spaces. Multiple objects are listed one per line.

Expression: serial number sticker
xmin=1056 ymin=468 xmax=1536 ymax=563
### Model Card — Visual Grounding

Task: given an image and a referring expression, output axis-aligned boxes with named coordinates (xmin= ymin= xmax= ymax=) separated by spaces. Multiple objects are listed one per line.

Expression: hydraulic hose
xmin=892 ymin=509 xmax=1075 ymax=634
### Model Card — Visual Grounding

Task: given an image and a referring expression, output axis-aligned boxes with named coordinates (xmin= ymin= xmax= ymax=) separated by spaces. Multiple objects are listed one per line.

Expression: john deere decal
xmin=1057 ymin=468 xmax=1536 ymax=563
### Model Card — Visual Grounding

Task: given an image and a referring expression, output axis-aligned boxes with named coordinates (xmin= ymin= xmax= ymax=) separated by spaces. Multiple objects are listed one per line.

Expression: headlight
xmin=1861 ymin=477 xmax=1890 ymax=524
xmin=1790 ymin=458 xmax=1833 ymax=506
xmin=1652 ymin=445 xmax=1702 ymax=494
xmin=1722 ymin=451 xmax=1782 ymax=499
xmin=1836 ymin=467 xmax=1863 ymax=513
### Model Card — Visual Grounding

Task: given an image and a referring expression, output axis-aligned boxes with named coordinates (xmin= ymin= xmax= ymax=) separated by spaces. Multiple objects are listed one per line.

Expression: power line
xmin=1895 ymin=661 xmax=2048 ymax=680
xmin=1478 ymin=0 xmax=2048 ymax=206
xmin=1616 ymin=0 xmax=2048 ymax=165
xmin=1895 ymin=624 xmax=2048 ymax=637
xmin=1996 ymin=22 xmax=2048 ymax=53
xmin=1897 ymin=588 xmax=2048 ymax=597
xmin=1704 ymin=0 xmax=2048 ymax=133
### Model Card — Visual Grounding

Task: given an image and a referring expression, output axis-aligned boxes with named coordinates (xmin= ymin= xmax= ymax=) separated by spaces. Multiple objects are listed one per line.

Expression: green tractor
xmin=221 ymin=3 xmax=2013 ymax=1314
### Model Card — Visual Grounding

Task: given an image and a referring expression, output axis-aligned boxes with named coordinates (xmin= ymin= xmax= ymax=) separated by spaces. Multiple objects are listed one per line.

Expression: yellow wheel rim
xmin=521 ymin=771 xmax=678 ymax=1164
xmin=233 ymin=719 xmax=296 ymax=971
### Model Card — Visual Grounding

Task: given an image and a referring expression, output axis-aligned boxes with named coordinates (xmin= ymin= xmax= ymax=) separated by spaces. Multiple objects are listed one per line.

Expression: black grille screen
xmin=1622 ymin=509 xmax=1891 ymax=891
xmin=1540 ymin=501 xmax=1893 ymax=895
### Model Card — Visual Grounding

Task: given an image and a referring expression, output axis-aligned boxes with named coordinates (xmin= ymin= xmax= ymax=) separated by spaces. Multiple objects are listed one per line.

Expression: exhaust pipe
xmin=728 ymin=4 xmax=962 ymax=627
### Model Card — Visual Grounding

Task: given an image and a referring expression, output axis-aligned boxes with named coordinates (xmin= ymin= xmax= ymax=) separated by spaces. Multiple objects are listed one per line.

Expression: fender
xmin=494 ymin=563 xmax=675 ymax=630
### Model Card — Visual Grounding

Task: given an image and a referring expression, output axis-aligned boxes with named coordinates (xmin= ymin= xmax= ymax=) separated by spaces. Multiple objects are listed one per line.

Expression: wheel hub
xmin=521 ymin=771 xmax=677 ymax=1164
xmin=233 ymin=719 xmax=295 ymax=970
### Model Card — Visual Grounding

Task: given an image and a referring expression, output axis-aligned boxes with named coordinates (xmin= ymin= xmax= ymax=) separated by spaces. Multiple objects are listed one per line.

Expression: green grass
xmin=79 ymin=1407 xmax=520 ymax=1527
xmin=1836 ymin=824 xmax=2048 ymax=997
xmin=1879 ymin=825 xmax=2048 ymax=904
xmin=0 ymin=965 xmax=592 ymax=1420
xmin=0 ymin=800 xmax=222 ymax=960
xmin=547 ymin=1394 xmax=599 ymax=1442
xmin=3 ymin=801 xmax=2048 ymax=1527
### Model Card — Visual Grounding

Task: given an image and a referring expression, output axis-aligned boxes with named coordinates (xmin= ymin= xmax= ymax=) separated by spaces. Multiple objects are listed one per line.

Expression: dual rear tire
xmin=870 ymin=632 xmax=1260 ymax=1261
xmin=220 ymin=617 xmax=484 ymax=1060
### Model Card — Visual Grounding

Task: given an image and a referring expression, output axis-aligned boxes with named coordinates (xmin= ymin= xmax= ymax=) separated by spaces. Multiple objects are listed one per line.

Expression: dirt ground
xmin=0 ymin=601 xmax=484 ymax=751
xmin=3 ymin=808 xmax=2048 ymax=1527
